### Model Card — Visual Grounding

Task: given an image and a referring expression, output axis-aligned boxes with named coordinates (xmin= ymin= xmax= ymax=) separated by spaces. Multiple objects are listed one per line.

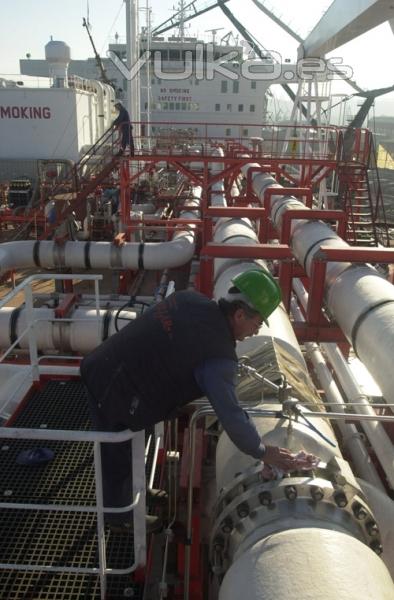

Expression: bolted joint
xmin=220 ymin=517 xmax=234 ymax=534
xmin=285 ymin=485 xmax=297 ymax=501
xmin=259 ymin=491 xmax=272 ymax=506
xmin=333 ymin=491 xmax=348 ymax=508
xmin=352 ymin=502 xmax=368 ymax=520
xmin=310 ymin=486 xmax=324 ymax=502
xmin=366 ymin=521 xmax=379 ymax=537
xmin=237 ymin=502 xmax=250 ymax=518
xmin=370 ymin=540 xmax=383 ymax=555
xmin=213 ymin=535 xmax=225 ymax=551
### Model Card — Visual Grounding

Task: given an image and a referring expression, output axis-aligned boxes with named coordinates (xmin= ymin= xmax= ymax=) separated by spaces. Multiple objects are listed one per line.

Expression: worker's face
xmin=231 ymin=308 xmax=263 ymax=341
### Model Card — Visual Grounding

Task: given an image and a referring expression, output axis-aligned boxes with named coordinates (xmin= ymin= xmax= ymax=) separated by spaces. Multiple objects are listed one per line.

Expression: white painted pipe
xmin=290 ymin=296 xmax=384 ymax=491
xmin=0 ymin=306 xmax=137 ymax=354
xmin=210 ymin=163 xmax=394 ymax=599
xmin=241 ymin=164 xmax=394 ymax=411
xmin=358 ymin=478 xmax=394 ymax=579
xmin=293 ymin=277 xmax=394 ymax=490
xmin=323 ymin=342 xmax=394 ymax=490
xmin=219 ymin=529 xmax=394 ymax=600
xmin=216 ymin=400 xmax=340 ymax=493
xmin=0 ymin=188 xmax=202 ymax=273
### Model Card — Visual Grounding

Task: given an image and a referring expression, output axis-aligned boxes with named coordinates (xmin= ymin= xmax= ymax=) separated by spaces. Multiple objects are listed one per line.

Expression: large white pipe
xmin=241 ymin=164 xmax=394 ymax=410
xmin=358 ymin=478 xmax=394 ymax=579
xmin=210 ymin=156 xmax=309 ymax=388
xmin=293 ymin=278 xmax=394 ymax=490
xmin=0 ymin=188 xmax=202 ymax=273
xmin=290 ymin=296 xmax=384 ymax=491
xmin=209 ymin=164 xmax=394 ymax=599
xmin=324 ymin=342 xmax=394 ymax=489
xmin=0 ymin=306 xmax=137 ymax=354
xmin=219 ymin=529 xmax=394 ymax=600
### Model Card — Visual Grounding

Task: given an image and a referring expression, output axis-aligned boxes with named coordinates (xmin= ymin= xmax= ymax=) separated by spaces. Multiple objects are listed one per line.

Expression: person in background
xmin=81 ymin=269 xmax=318 ymax=533
xmin=113 ymin=101 xmax=134 ymax=155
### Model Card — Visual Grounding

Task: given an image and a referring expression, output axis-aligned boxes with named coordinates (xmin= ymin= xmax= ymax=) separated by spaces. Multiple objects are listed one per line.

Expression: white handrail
xmin=0 ymin=425 xmax=146 ymax=598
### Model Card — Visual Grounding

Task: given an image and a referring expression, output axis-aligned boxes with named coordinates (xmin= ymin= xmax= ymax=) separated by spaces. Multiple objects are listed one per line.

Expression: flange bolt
xmin=366 ymin=521 xmax=379 ymax=537
xmin=334 ymin=491 xmax=348 ymax=508
xmin=220 ymin=517 xmax=234 ymax=534
xmin=352 ymin=502 xmax=368 ymax=520
xmin=285 ymin=485 xmax=297 ymax=501
xmin=259 ymin=491 xmax=272 ymax=506
xmin=370 ymin=540 xmax=383 ymax=555
xmin=237 ymin=502 xmax=250 ymax=518
xmin=310 ymin=486 xmax=324 ymax=501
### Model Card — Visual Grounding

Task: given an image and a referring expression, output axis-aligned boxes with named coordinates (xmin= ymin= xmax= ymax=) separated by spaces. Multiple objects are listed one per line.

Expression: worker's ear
xmin=233 ymin=307 xmax=247 ymax=323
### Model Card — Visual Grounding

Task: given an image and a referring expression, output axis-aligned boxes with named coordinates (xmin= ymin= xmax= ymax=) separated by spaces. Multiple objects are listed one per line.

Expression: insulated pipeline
xmin=240 ymin=164 xmax=394 ymax=407
xmin=0 ymin=187 xmax=202 ymax=273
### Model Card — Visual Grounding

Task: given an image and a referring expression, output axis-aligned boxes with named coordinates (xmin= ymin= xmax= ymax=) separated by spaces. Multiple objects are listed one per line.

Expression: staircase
xmin=337 ymin=138 xmax=390 ymax=247
xmin=46 ymin=125 xmax=121 ymax=223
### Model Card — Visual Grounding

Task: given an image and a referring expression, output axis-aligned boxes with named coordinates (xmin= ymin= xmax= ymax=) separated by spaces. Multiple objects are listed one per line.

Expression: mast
xmin=125 ymin=0 xmax=141 ymax=143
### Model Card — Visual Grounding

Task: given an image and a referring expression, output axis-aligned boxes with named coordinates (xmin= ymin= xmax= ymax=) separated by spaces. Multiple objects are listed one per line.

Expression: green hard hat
xmin=231 ymin=269 xmax=281 ymax=324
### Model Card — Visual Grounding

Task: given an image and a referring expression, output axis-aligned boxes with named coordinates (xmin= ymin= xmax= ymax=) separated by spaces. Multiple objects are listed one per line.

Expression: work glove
xmin=262 ymin=445 xmax=320 ymax=476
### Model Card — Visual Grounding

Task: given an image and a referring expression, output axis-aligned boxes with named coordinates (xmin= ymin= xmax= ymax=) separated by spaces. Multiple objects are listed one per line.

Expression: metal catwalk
xmin=0 ymin=379 xmax=143 ymax=600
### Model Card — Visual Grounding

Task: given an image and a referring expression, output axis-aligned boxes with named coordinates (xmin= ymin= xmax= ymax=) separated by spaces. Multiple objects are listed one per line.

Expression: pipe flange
xmin=210 ymin=476 xmax=382 ymax=575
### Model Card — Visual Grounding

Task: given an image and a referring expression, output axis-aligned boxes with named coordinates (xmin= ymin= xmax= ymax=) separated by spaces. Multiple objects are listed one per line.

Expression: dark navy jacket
xmin=81 ymin=290 xmax=266 ymax=459
xmin=81 ymin=291 xmax=237 ymax=428
xmin=113 ymin=106 xmax=133 ymax=148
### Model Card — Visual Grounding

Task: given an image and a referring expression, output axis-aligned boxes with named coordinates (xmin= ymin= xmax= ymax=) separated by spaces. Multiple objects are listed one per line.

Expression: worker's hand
xmin=262 ymin=445 xmax=319 ymax=473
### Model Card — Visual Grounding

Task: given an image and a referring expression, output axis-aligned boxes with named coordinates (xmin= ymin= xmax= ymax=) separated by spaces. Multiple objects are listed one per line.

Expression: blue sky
xmin=1 ymin=0 xmax=394 ymax=115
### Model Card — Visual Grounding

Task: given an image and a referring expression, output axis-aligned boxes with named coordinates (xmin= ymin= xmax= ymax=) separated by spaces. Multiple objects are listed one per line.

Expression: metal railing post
xmin=94 ymin=440 xmax=107 ymax=600
xmin=24 ymin=281 xmax=39 ymax=381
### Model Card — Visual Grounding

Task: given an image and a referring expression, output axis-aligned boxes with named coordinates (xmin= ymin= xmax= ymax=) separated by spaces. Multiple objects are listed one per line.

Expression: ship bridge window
xmin=243 ymin=129 xmax=249 ymax=136
xmin=215 ymin=103 xmax=220 ymax=111
xmin=169 ymin=49 xmax=180 ymax=60
xmin=153 ymin=50 xmax=168 ymax=61
xmin=176 ymin=102 xmax=181 ymax=110
xmin=225 ymin=128 xmax=232 ymax=136
xmin=238 ymin=104 xmax=244 ymax=112
xmin=221 ymin=81 xmax=228 ymax=93
xmin=251 ymin=81 xmax=257 ymax=90
xmin=233 ymin=81 xmax=239 ymax=93
xmin=181 ymin=50 xmax=195 ymax=61
xmin=250 ymin=104 xmax=255 ymax=112
xmin=169 ymin=102 xmax=175 ymax=110
xmin=227 ymin=104 xmax=232 ymax=112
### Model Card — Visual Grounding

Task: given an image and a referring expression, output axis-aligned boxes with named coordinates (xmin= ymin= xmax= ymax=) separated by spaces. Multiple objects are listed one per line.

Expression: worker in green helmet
xmin=82 ymin=268 xmax=318 ymax=533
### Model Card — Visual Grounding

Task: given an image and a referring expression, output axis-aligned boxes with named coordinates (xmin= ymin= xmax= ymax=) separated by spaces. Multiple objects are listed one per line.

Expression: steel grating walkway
xmin=0 ymin=379 xmax=143 ymax=600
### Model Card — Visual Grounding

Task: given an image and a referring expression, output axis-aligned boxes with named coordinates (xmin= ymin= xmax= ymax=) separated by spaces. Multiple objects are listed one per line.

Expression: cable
xmin=114 ymin=297 xmax=151 ymax=331
xmin=298 ymin=412 xmax=336 ymax=447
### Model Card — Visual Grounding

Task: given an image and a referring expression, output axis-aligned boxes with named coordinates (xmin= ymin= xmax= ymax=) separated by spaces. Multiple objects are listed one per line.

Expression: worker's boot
xmin=108 ymin=514 xmax=163 ymax=535
xmin=147 ymin=487 xmax=168 ymax=507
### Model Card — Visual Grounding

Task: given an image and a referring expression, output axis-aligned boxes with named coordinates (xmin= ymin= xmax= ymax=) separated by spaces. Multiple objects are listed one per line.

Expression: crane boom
xmin=216 ymin=0 xmax=307 ymax=117
xmin=152 ymin=0 xmax=231 ymax=36
xmin=82 ymin=17 xmax=112 ymax=86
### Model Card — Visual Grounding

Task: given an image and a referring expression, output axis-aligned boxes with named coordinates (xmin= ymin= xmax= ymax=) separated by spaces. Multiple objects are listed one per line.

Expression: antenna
xmin=174 ymin=0 xmax=191 ymax=41
xmin=205 ymin=27 xmax=224 ymax=45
